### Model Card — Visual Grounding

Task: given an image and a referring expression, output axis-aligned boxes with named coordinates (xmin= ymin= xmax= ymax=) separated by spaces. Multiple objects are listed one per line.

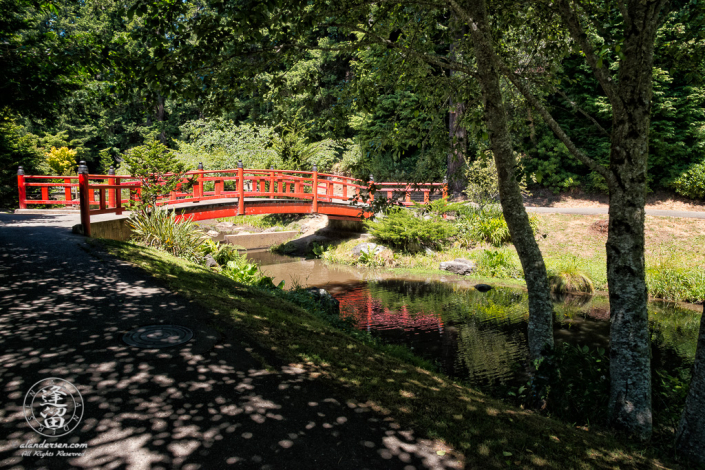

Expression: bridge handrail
xmin=17 ymin=163 xmax=447 ymax=237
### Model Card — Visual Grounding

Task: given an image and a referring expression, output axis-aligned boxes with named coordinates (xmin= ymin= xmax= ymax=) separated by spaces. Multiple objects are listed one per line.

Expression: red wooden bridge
xmin=17 ymin=162 xmax=447 ymax=236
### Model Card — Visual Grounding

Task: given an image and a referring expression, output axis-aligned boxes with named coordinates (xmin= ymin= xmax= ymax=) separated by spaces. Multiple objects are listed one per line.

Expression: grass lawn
xmin=97 ymin=238 xmax=678 ymax=469
xmin=319 ymin=214 xmax=705 ymax=303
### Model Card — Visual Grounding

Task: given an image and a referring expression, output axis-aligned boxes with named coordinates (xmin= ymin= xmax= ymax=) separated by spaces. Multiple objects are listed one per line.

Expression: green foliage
xmin=221 ymin=257 xmax=284 ymax=289
xmin=129 ymin=207 xmax=203 ymax=261
xmin=198 ymin=239 xmax=241 ymax=266
xmin=357 ymin=245 xmax=383 ymax=266
xmin=44 ymin=146 xmax=77 ymax=176
xmin=121 ymin=140 xmax=187 ymax=210
xmin=410 ymin=198 xmax=464 ymax=217
xmin=176 ymin=119 xmax=279 ymax=170
xmin=525 ymin=136 xmax=583 ymax=194
xmin=271 ymin=120 xmax=341 ymax=172
xmin=547 ymin=256 xmax=596 ymax=295
xmin=464 ymin=150 xmax=533 ymax=206
xmin=472 ymin=249 xmax=523 ymax=279
xmin=0 ymin=112 xmax=42 ymax=207
xmin=509 ymin=344 xmax=610 ymax=426
xmin=366 ymin=208 xmax=458 ymax=252
xmin=457 ymin=205 xmax=539 ymax=247
xmin=671 ymin=160 xmax=705 ymax=200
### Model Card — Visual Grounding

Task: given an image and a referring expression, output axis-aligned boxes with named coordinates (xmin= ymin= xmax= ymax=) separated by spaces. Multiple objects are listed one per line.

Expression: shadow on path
xmin=0 ymin=214 xmax=461 ymax=469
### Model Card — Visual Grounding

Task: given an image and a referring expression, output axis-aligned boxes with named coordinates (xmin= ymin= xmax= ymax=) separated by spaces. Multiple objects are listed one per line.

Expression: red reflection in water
xmin=332 ymin=285 xmax=444 ymax=334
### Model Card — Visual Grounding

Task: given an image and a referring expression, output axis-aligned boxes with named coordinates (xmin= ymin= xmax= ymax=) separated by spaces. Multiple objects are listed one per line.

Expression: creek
xmin=247 ymin=250 xmax=701 ymax=390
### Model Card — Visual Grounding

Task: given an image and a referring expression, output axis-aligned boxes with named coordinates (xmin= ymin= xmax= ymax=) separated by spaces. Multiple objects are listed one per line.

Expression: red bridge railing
xmin=17 ymin=161 xmax=447 ymax=237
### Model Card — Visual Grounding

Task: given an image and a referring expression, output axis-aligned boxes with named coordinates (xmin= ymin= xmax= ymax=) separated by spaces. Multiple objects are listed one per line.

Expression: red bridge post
xmin=108 ymin=166 xmax=116 ymax=208
xmin=78 ymin=161 xmax=91 ymax=237
xmin=193 ymin=162 xmax=204 ymax=202
xmin=368 ymin=174 xmax=374 ymax=203
xmin=17 ymin=167 xmax=26 ymax=209
xmin=312 ymin=164 xmax=318 ymax=213
xmin=237 ymin=160 xmax=245 ymax=215
xmin=269 ymin=166 xmax=275 ymax=199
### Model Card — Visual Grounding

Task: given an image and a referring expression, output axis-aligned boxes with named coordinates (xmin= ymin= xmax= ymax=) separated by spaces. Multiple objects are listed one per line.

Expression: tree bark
xmin=465 ymin=0 xmax=554 ymax=360
xmin=448 ymin=100 xmax=467 ymax=196
xmin=551 ymin=0 xmax=666 ymax=441
xmin=602 ymin=1 xmax=663 ymax=441
xmin=675 ymin=303 xmax=705 ymax=464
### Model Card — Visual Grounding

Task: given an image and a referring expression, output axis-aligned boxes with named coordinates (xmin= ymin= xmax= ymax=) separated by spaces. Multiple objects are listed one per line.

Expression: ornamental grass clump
xmin=130 ymin=206 xmax=203 ymax=261
xmin=547 ymin=257 xmax=595 ymax=295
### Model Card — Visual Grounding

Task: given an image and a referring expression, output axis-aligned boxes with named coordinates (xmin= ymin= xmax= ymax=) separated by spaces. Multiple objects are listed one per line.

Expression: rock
xmin=439 ymin=258 xmax=476 ymax=275
xmin=205 ymin=254 xmax=219 ymax=268
xmin=206 ymin=230 xmax=220 ymax=237
xmin=305 ymin=288 xmax=341 ymax=316
xmin=352 ymin=242 xmax=385 ymax=257
xmin=474 ymin=284 xmax=493 ymax=293
xmin=263 ymin=226 xmax=282 ymax=233
xmin=215 ymin=222 xmax=235 ymax=231
xmin=238 ymin=231 xmax=251 ymax=235
xmin=72 ymin=224 xmax=84 ymax=235
xmin=425 ymin=247 xmax=435 ymax=255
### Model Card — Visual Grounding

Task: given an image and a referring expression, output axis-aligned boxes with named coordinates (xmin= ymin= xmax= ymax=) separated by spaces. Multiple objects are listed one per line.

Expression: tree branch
xmin=554 ymin=88 xmax=610 ymax=137
xmin=504 ymin=67 xmax=612 ymax=181
xmin=555 ymin=0 xmax=622 ymax=112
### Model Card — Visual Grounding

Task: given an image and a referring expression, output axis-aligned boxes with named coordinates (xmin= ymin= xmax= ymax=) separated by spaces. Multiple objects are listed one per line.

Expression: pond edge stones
xmin=440 ymin=258 xmax=477 ymax=275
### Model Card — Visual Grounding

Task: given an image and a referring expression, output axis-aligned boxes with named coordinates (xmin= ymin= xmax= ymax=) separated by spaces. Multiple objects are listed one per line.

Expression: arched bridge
xmin=17 ymin=163 xmax=447 ymax=237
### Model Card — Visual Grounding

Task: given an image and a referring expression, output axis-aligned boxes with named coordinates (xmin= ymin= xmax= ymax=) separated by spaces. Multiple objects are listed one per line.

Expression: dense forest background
xmin=1 ymin=0 xmax=704 ymax=207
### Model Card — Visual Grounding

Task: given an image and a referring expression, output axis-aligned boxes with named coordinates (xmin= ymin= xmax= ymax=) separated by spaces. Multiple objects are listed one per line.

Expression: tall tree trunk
xmin=465 ymin=0 xmax=554 ymax=360
xmin=551 ymin=0 xmax=666 ymax=440
xmin=675 ymin=303 xmax=705 ymax=464
xmin=448 ymin=100 xmax=467 ymax=196
xmin=447 ymin=22 xmax=468 ymax=198
xmin=602 ymin=2 xmax=663 ymax=440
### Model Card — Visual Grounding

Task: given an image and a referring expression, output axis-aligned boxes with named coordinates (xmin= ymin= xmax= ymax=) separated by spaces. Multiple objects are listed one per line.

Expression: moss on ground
xmin=99 ymin=238 xmax=674 ymax=469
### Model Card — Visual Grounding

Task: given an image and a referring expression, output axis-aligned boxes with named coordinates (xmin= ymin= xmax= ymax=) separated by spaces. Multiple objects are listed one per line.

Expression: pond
xmin=247 ymin=250 xmax=701 ymax=390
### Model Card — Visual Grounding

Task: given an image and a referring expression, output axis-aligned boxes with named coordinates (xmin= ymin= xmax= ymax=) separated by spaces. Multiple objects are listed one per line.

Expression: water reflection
xmin=248 ymin=252 xmax=701 ymax=388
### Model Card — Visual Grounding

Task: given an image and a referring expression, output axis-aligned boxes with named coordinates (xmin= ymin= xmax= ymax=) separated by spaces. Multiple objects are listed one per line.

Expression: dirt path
xmin=0 ymin=213 xmax=461 ymax=469
xmin=524 ymin=188 xmax=705 ymax=213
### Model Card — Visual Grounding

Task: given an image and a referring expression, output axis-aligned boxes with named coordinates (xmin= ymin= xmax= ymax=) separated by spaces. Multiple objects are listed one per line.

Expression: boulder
xmin=205 ymin=254 xmax=219 ymax=268
xmin=215 ymin=222 xmax=235 ymax=231
xmin=305 ymin=288 xmax=341 ymax=316
xmin=352 ymin=242 xmax=385 ymax=257
xmin=439 ymin=258 xmax=476 ymax=275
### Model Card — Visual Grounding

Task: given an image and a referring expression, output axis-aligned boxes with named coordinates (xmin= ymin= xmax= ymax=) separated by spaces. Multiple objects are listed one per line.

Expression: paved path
xmin=0 ymin=213 xmax=461 ymax=470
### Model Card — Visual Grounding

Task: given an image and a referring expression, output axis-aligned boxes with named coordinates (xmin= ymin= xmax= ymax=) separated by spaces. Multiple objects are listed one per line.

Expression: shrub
xmin=121 ymin=140 xmax=188 ymax=211
xmin=129 ymin=207 xmax=203 ymax=260
xmin=365 ymin=208 xmax=458 ymax=251
xmin=671 ymin=160 xmax=705 ymax=200
xmin=464 ymin=150 xmax=532 ymax=208
xmin=457 ymin=205 xmax=539 ymax=247
xmin=45 ymin=146 xmax=77 ymax=176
